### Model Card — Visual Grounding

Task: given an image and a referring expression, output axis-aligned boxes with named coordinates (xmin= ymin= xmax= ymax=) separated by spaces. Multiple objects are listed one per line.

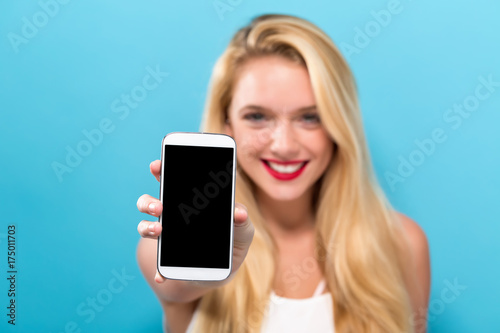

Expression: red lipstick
xmin=261 ymin=159 xmax=308 ymax=181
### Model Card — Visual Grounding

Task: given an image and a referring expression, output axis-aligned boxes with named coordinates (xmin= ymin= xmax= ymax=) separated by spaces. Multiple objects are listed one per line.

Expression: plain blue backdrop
xmin=1 ymin=0 xmax=499 ymax=332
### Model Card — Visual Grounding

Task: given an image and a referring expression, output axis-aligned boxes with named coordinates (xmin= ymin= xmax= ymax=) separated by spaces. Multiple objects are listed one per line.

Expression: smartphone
xmin=157 ymin=132 xmax=236 ymax=281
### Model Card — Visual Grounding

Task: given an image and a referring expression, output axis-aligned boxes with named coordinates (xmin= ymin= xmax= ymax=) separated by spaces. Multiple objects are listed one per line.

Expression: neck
xmin=255 ymin=185 xmax=316 ymax=239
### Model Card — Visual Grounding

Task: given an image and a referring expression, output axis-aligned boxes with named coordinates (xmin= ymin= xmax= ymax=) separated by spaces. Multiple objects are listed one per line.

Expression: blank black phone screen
xmin=160 ymin=144 xmax=234 ymax=269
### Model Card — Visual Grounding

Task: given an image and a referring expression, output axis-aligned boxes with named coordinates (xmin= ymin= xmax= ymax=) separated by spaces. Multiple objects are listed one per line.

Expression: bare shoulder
xmin=395 ymin=212 xmax=431 ymax=332
xmin=396 ymin=212 xmax=430 ymax=256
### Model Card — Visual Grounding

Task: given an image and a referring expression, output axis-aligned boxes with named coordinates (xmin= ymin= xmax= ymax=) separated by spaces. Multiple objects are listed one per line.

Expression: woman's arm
xmin=137 ymin=237 xmax=200 ymax=333
xmin=136 ymin=237 xmax=230 ymax=304
xmin=398 ymin=212 xmax=431 ymax=333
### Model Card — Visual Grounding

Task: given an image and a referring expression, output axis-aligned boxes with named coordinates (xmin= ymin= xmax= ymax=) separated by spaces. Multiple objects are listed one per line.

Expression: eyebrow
xmin=238 ymin=104 xmax=317 ymax=116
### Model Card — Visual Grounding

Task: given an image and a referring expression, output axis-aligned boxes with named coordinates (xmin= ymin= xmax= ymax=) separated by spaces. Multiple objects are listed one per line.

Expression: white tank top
xmin=260 ymin=278 xmax=334 ymax=332
xmin=163 ymin=279 xmax=334 ymax=333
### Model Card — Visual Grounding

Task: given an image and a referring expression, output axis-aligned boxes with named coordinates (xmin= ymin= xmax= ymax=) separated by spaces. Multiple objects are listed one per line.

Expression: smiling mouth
xmin=260 ymin=159 xmax=309 ymax=180
xmin=263 ymin=160 xmax=307 ymax=173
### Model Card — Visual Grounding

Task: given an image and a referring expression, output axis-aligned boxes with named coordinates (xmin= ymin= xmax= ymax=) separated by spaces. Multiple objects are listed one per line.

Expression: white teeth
xmin=267 ymin=161 xmax=305 ymax=174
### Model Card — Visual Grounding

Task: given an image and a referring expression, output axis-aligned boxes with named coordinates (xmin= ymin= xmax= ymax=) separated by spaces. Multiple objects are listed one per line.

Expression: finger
xmin=137 ymin=220 xmax=162 ymax=239
xmin=150 ymin=160 xmax=161 ymax=182
xmin=234 ymin=203 xmax=248 ymax=225
xmin=233 ymin=203 xmax=254 ymax=248
xmin=137 ymin=194 xmax=163 ymax=217
xmin=155 ymin=270 xmax=166 ymax=283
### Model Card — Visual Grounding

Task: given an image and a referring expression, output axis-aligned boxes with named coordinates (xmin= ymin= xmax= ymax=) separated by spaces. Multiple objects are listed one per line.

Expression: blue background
xmin=1 ymin=0 xmax=498 ymax=332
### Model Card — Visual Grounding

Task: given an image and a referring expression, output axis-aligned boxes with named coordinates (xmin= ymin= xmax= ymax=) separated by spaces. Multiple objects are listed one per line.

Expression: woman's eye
xmin=302 ymin=113 xmax=320 ymax=123
xmin=244 ymin=112 xmax=267 ymax=122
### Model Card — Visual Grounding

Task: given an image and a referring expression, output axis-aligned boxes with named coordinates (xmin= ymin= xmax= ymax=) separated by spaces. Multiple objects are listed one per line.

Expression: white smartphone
xmin=157 ymin=132 xmax=236 ymax=281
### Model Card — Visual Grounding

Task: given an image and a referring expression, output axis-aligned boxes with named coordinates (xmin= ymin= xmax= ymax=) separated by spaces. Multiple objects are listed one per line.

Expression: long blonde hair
xmin=195 ymin=14 xmax=414 ymax=333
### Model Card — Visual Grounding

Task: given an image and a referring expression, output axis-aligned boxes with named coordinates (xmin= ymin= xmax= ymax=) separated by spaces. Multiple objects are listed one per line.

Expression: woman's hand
xmin=136 ymin=160 xmax=255 ymax=285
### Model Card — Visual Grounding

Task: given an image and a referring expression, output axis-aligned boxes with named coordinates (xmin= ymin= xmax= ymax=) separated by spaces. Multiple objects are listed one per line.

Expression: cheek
xmin=320 ymin=142 xmax=334 ymax=167
xmin=308 ymin=133 xmax=334 ymax=163
xmin=234 ymin=127 xmax=272 ymax=164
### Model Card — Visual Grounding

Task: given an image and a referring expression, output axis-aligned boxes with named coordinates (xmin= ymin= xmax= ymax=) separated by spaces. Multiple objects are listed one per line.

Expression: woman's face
xmin=225 ymin=56 xmax=334 ymax=202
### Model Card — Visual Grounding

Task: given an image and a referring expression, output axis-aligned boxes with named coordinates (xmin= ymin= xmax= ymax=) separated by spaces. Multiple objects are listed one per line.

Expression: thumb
xmin=233 ymin=203 xmax=254 ymax=247
xmin=234 ymin=203 xmax=248 ymax=225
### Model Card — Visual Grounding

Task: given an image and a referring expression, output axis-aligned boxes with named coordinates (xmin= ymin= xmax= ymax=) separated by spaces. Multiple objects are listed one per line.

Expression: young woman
xmin=136 ymin=14 xmax=431 ymax=333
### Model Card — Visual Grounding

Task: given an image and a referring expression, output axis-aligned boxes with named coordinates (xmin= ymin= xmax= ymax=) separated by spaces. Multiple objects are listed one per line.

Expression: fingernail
xmin=235 ymin=207 xmax=240 ymax=214
xmin=149 ymin=203 xmax=156 ymax=213
xmin=148 ymin=223 xmax=155 ymax=232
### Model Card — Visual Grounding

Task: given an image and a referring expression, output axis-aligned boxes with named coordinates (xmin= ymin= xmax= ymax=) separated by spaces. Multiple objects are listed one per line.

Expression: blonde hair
xmin=194 ymin=14 xmax=414 ymax=333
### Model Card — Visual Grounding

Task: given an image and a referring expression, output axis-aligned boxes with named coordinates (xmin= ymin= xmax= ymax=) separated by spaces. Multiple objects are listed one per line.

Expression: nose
xmin=269 ymin=120 xmax=300 ymax=159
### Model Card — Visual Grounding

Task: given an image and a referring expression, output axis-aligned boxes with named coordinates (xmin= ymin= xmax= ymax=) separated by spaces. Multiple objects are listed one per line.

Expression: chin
xmin=259 ymin=184 xmax=308 ymax=202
